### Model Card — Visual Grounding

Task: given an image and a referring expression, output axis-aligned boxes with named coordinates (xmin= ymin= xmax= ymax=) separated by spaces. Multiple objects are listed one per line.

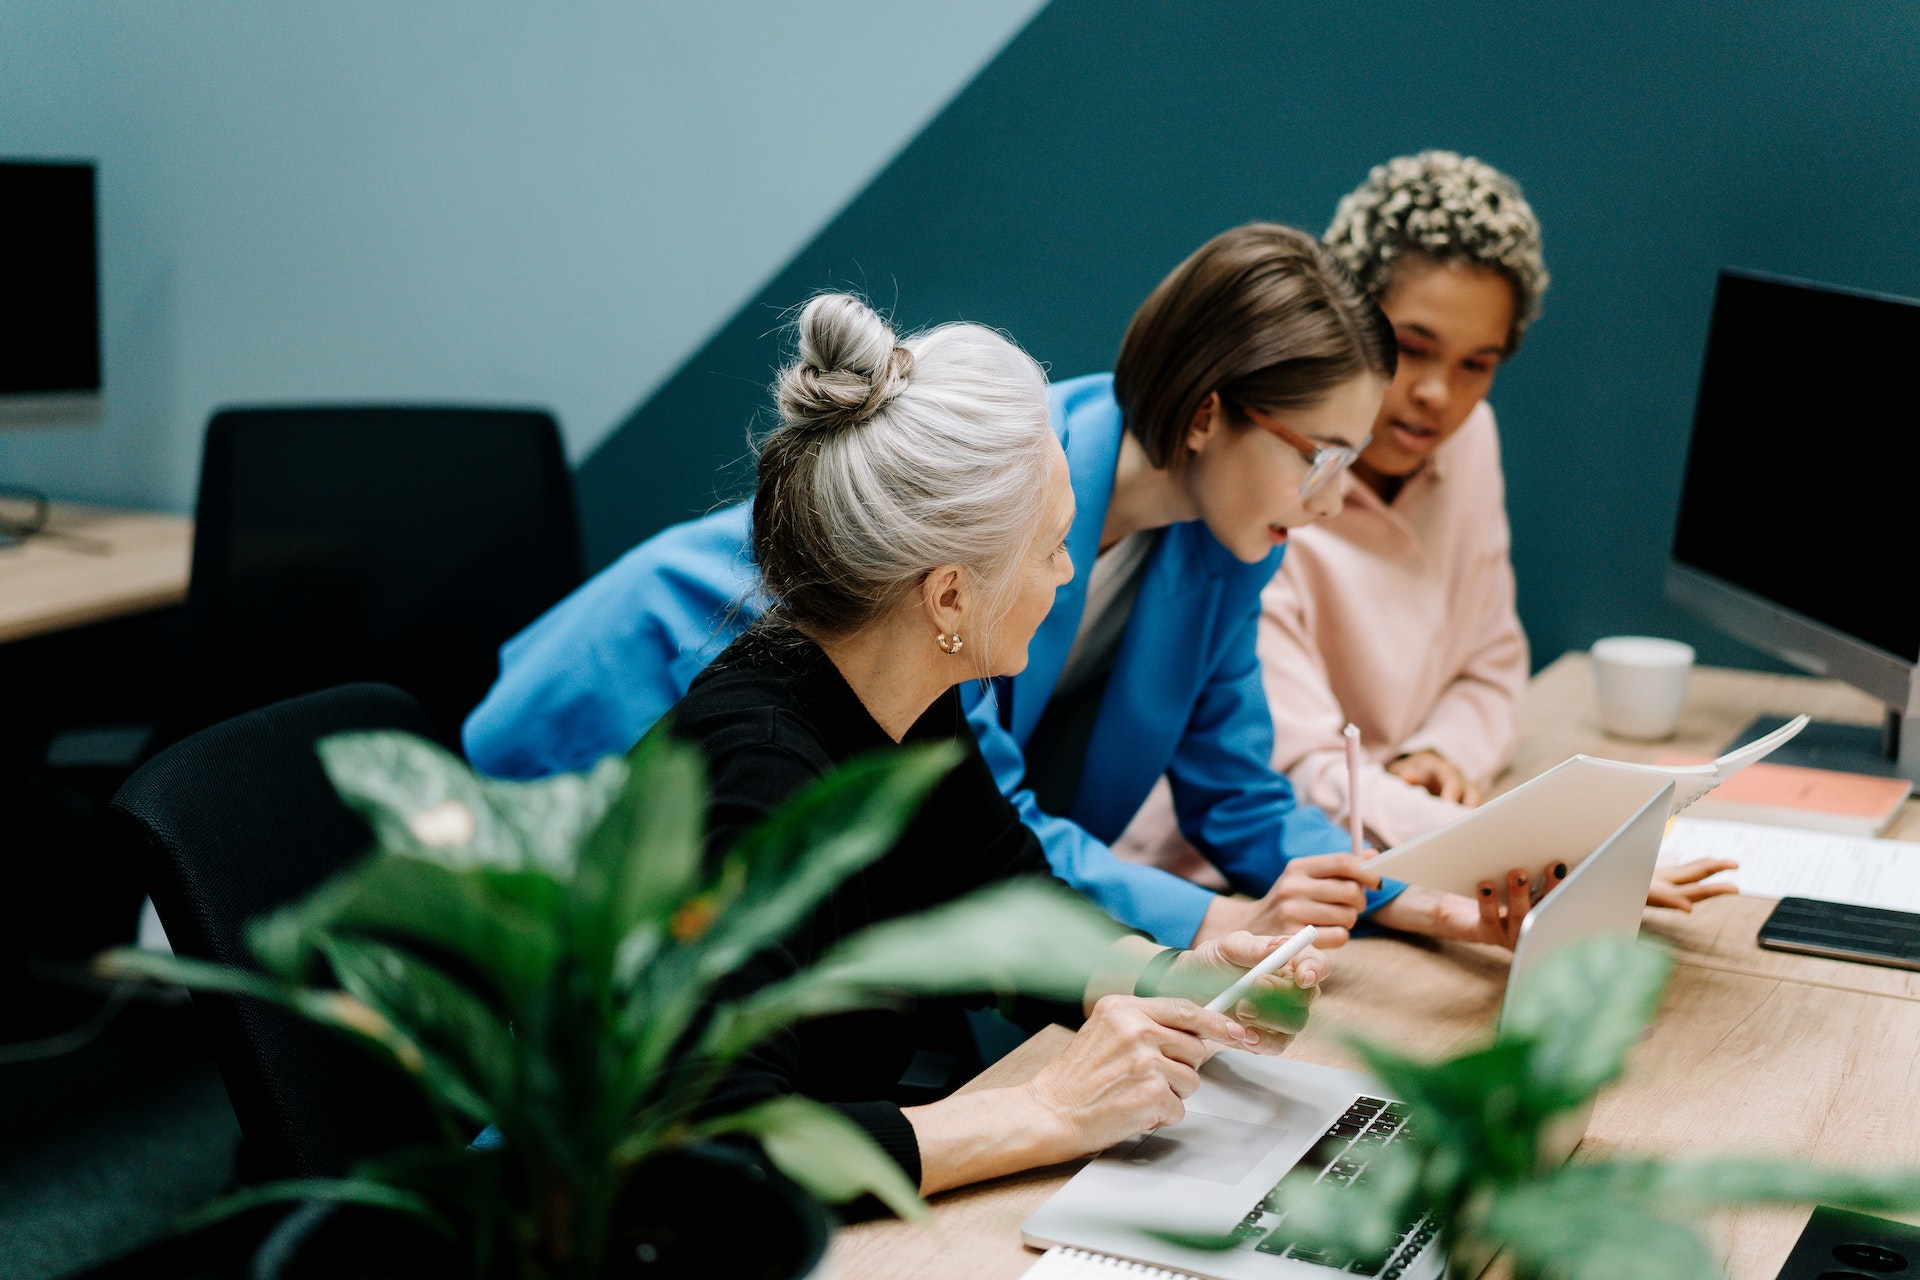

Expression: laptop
xmin=1020 ymin=783 xmax=1674 ymax=1280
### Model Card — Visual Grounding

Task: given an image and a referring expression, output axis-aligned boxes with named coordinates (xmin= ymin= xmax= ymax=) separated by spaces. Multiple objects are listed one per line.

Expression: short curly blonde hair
xmin=1325 ymin=150 xmax=1548 ymax=353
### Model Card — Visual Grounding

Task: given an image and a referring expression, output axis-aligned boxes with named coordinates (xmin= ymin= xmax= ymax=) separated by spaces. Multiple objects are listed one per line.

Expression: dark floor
xmin=0 ymin=991 xmax=241 ymax=1280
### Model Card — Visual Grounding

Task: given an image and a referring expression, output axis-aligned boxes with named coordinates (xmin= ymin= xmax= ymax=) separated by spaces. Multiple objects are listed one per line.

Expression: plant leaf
xmin=1479 ymin=1180 xmax=1719 ymax=1280
xmin=695 ymin=744 xmax=963 ymax=981
xmin=572 ymin=724 xmax=707 ymax=982
xmin=1474 ymin=1158 xmax=1920 ymax=1280
xmin=698 ymin=880 xmax=1123 ymax=1062
xmin=477 ymin=761 xmax=629 ymax=877
xmin=320 ymin=937 xmax=518 ymax=1127
xmin=247 ymin=854 xmax=562 ymax=1009
xmin=178 ymin=1175 xmax=453 ymax=1237
xmin=614 ymin=744 xmax=964 ymax=1098
xmin=1345 ymin=1037 xmax=1544 ymax=1178
xmin=697 ymin=1095 xmax=928 ymax=1223
xmin=316 ymin=730 xmax=626 ymax=877
xmin=1536 ymin=1159 xmax=1920 ymax=1214
xmin=98 ymin=946 xmax=312 ymax=1006
xmin=96 ymin=947 xmax=431 ymax=1079
xmin=316 ymin=731 xmax=527 ymax=867
xmin=1498 ymin=935 xmax=1672 ymax=1105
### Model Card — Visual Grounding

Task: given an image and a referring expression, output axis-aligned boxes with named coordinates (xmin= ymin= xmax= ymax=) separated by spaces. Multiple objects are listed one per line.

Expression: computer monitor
xmin=1666 ymin=269 xmax=1919 ymax=782
xmin=1 ymin=159 xmax=102 ymax=415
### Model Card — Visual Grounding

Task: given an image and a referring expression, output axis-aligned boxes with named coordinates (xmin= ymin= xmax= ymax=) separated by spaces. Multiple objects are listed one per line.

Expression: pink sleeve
xmin=1293 ymin=746 xmax=1476 ymax=850
xmin=1258 ymin=562 xmax=1468 ymax=849
xmin=1397 ymin=415 xmax=1529 ymax=787
xmin=1257 ymin=559 xmax=1348 ymax=784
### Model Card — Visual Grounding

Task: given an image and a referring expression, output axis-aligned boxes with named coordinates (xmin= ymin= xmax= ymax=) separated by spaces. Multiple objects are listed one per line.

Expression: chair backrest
xmin=107 ymin=683 xmax=441 ymax=1179
xmin=186 ymin=405 xmax=584 ymax=743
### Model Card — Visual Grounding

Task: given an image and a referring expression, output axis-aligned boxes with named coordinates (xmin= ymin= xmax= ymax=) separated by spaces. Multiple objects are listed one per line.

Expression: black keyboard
xmin=1226 ymin=1096 xmax=1436 ymax=1277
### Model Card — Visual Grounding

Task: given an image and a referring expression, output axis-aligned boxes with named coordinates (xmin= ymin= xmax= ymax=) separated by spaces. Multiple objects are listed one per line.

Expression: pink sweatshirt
xmin=1114 ymin=401 xmax=1528 ymax=873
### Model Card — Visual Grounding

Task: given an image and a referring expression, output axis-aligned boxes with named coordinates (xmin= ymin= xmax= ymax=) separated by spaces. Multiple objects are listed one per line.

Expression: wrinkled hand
xmin=1196 ymin=851 xmax=1381 ymax=948
xmin=1019 ymin=995 xmax=1257 ymax=1155
xmin=1386 ymin=750 xmax=1483 ymax=806
xmin=1157 ymin=931 xmax=1329 ymax=1054
xmin=1648 ymin=857 xmax=1739 ymax=911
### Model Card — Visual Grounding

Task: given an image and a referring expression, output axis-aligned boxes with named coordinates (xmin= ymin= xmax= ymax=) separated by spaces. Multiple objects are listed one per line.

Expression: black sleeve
xmin=696 ymin=944 xmax=924 ymax=1194
xmin=700 ymin=724 xmax=835 ymax=861
xmin=943 ymin=730 xmax=1065 ymax=887
xmin=913 ymin=736 xmax=1087 ymax=1033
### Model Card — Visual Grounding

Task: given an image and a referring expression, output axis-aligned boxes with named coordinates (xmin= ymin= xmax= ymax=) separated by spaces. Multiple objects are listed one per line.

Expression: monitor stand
xmin=1732 ymin=711 xmax=1908 ymax=780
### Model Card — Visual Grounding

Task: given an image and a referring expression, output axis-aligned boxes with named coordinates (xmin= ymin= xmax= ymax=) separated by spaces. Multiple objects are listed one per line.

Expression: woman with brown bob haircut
xmin=467 ymin=223 xmax=1530 ymax=950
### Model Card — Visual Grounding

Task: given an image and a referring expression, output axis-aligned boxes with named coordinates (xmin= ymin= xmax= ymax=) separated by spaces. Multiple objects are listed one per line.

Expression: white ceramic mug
xmin=1590 ymin=636 xmax=1695 ymax=740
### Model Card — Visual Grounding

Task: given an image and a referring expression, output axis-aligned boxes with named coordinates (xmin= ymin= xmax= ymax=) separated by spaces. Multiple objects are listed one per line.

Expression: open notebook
xmin=1364 ymin=715 xmax=1809 ymax=897
xmin=1024 ymin=1247 xmax=1209 ymax=1278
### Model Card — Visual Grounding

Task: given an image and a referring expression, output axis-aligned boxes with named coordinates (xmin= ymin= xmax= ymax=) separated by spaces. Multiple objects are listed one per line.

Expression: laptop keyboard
xmin=1227 ymin=1096 xmax=1437 ymax=1276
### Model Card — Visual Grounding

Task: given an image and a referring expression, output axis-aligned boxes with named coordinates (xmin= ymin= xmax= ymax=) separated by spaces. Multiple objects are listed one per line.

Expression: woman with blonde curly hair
xmin=1121 ymin=151 xmax=1733 ymax=917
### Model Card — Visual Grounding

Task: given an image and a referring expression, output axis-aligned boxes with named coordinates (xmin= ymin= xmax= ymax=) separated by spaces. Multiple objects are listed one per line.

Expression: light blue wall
xmin=0 ymin=1 xmax=1045 ymax=510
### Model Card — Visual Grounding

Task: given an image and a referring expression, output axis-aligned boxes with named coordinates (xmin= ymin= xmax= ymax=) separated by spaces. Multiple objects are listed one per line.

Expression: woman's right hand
xmin=1195 ymin=851 xmax=1381 ymax=948
xmin=1649 ymin=857 xmax=1740 ymax=910
xmin=1386 ymin=749 xmax=1483 ymax=806
xmin=1017 ymin=995 xmax=1258 ymax=1157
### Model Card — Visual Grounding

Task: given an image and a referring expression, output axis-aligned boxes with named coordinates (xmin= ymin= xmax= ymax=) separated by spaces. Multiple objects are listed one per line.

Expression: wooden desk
xmin=828 ymin=656 xmax=1920 ymax=1280
xmin=1517 ymin=653 xmax=1920 ymax=1001
xmin=0 ymin=504 xmax=193 ymax=643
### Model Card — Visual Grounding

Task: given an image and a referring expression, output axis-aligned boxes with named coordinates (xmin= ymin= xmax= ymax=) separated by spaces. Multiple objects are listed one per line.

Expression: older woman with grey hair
xmin=677 ymin=293 xmax=1330 ymax=1198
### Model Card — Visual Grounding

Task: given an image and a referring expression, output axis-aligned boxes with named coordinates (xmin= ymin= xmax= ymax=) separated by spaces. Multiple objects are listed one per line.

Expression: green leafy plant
xmin=99 ymin=728 xmax=1127 ymax=1279
xmin=1206 ymin=936 xmax=1920 ymax=1280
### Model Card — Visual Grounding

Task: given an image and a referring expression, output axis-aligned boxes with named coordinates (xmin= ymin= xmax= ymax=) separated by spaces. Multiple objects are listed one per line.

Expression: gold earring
xmin=936 ymin=632 xmax=964 ymax=656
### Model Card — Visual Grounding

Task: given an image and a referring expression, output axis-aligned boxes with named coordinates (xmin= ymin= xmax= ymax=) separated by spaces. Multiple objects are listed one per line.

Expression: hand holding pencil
xmin=1192 ymin=723 xmax=1381 ymax=947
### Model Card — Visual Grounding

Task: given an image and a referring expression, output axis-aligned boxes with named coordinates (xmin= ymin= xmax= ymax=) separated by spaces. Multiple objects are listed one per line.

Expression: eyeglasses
xmin=1233 ymin=402 xmax=1369 ymax=499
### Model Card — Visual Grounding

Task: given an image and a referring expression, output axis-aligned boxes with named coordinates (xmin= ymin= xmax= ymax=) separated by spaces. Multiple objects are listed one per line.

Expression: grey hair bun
xmin=775 ymin=293 xmax=915 ymax=432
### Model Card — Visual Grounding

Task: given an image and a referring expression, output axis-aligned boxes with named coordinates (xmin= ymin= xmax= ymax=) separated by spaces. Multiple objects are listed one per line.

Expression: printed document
xmin=1660 ymin=817 xmax=1920 ymax=913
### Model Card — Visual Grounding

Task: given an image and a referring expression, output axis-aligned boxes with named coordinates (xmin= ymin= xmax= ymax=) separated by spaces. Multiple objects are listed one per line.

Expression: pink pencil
xmin=1342 ymin=723 xmax=1364 ymax=855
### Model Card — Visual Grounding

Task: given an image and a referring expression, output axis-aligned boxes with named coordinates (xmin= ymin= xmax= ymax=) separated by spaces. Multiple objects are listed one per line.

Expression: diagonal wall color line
xmin=575 ymin=0 xmax=1920 ymax=675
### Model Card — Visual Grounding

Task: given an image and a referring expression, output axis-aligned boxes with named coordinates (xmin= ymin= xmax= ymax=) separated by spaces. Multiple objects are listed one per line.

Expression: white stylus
xmin=1202 ymin=925 xmax=1319 ymax=1013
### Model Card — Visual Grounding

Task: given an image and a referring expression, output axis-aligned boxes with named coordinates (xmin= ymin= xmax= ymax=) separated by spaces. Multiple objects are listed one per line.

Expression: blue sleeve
xmin=960 ymin=683 xmax=1218 ymax=948
xmin=462 ymin=506 xmax=759 ymax=778
xmin=1162 ymin=599 xmax=1406 ymax=915
xmin=463 ymin=593 xmax=693 ymax=779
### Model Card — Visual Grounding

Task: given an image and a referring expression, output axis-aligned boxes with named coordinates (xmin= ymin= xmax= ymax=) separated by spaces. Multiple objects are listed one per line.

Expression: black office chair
xmin=105 ymin=683 xmax=440 ymax=1180
xmin=183 ymin=405 xmax=584 ymax=746
xmin=18 ymin=407 xmax=578 ymax=1041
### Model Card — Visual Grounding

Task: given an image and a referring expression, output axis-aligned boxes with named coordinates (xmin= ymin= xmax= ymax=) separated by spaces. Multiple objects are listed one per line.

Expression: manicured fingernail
xmin=1479 ymin=885 xmax=1494 ymax=897
xmin=1516 ymin=872 xmax=1528 ymax=884
xmin=1553 ymin=863 xmax=1568 ymax=880
xmin=1237 ymin=1000 xmax=1258 ymax=1020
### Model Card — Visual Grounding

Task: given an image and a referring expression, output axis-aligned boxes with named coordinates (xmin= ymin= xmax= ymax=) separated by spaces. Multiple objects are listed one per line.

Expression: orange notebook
xmin=1653 ymin=753 xmax=1912 ymax=838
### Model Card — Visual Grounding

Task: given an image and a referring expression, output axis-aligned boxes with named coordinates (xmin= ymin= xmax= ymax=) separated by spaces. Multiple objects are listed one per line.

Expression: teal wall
xmin=579 ymin=0 xmax=1920 ymax=673
xmin=0 ymin=1 xmax=1045 ymax=508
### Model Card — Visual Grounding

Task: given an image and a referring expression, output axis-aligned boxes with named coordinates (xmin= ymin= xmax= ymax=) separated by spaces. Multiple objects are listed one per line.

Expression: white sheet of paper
xmin=1660 ymin=816 xmax=1920 ymax=912
xmin=1366 ymin=715 xmax=1811 ymax=897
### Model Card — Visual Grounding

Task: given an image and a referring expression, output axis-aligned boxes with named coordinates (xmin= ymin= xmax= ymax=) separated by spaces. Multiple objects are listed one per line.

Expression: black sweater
xmin=676 ymin=627 xmax=1074 ymax=1188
